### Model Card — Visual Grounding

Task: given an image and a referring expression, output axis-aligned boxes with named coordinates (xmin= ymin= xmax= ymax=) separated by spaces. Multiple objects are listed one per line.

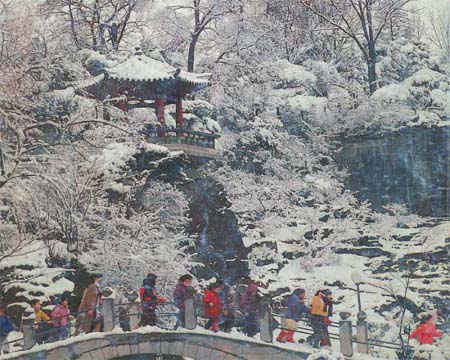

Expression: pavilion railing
xmin=144 ymin=128 xmax=220 ymax=150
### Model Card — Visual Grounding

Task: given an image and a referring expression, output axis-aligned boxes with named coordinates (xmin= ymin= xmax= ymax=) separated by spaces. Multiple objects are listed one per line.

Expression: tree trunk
xmin=90 ymin=22 xmax=98 ymax=51
xmin=187 ymin=34 xmax=199 ymax=73
xmin=68 ymin=1 xmax=81 ymax=49
xmin=367 ymin=45 xmax=378 ymax=95
xmin=0 ymin=146 xmax=5 ymax=176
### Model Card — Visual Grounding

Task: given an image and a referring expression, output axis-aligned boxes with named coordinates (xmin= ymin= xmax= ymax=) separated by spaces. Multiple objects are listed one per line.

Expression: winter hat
xmin=143 ymin=274 xmax=157 ymax=286
xmin=293 ymin=288 xmax=305 ymax=296
xmin=92 ymin=273 xmax=103 ymax=281
xmin=179 ymin=274 xmax=193 ymax=282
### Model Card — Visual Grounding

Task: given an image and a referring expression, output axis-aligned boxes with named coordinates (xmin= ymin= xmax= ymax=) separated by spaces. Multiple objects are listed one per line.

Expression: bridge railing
xmin=8 ymin=298 xmax=414 ymax=359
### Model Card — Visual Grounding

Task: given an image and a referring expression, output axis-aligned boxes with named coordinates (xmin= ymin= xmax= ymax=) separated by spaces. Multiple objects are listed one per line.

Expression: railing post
xmin=103 ymin=297 xmax=114 ymax=332
xmin=22 ymin=311 xmax=36 ymax=350
xmin=259 ymin=297 xmax=273 ymax=343
xmin=129 ymin=302 xmax=141 ymax=330
xmin=184 ymin=298 xmax=197 ymax=330
xmin=339 ymin=312 xmax=353 ymax=358
xmin=356 ymin=311 xmax=369 ymax=353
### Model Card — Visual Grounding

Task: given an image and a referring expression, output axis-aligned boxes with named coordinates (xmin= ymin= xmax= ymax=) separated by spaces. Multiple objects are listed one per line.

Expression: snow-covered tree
xmin=299 ymin=0 xmax=415 ymax=94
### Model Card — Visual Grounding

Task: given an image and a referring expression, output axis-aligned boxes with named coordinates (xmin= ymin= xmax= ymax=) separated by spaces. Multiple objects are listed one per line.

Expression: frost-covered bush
xmin=382 ymin=203 xmax=422 ymax=229
xmin=34 ymin=88 xmax=80 ymax=122
xmin=183 ymin=99 xmax=216 ymax=119
xmin=378 ymin=38 xmax=441 ymax=85
xmin=372 ymin=68 xmax=450 ymax=125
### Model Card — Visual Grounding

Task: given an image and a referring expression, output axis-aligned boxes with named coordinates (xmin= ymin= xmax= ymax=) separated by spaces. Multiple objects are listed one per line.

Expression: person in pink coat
xmin=51 ymin=296 xmax=73 ymax=340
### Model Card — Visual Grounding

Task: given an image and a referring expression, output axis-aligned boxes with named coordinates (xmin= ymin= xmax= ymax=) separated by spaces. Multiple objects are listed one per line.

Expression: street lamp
xmin=351 ymin=271 xmax=369 ymax=353
xmin=351 ymin=271 xmax=364 ymax=314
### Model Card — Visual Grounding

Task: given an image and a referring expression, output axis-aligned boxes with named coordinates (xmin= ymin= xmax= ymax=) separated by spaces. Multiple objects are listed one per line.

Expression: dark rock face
xmin=336 ymin=247 xmax=392 ymax=259
xmin=337 ymin=126 xmax=450 ymax=217
xmin=182 ymin=173 xmax=249 ymax=283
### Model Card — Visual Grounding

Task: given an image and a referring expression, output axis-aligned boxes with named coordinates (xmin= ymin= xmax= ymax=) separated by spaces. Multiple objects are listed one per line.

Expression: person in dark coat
xmin=203 ymin=283 xmax=223 ymax=332
xmin=277 ymin=289 xmax=309 ymax=343
xmin=239 ymin=283 xmax=260 ymax=337
xmin=139 ymin=273 xmax=165 ymax=327
xmin=215 ymin=280 xmax=235 ymax=332
xmin=309 ymin=289 xmax=333 ymax=348
xmin=321 ymin=289 xmax=333 ymax=347
xmin=0 ymin=305 xmax=14 ymax=355
xmin=173 ymin=274 xmax=195 ymax=328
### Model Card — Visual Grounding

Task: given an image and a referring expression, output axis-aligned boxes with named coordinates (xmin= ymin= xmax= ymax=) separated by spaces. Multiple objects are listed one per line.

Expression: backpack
xmin=142 ymin=285 xmax=157 ymax=310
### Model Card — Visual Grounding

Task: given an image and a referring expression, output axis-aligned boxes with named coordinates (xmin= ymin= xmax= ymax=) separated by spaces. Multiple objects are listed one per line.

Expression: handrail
xmin=144 ymin=127 xmax=220 ymax=139
xmin=4 ymin=298 xmax=415 ymax=357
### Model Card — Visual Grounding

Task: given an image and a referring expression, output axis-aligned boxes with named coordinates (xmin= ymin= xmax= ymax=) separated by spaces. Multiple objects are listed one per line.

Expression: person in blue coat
xmin=0 ymin=304 xmax=15 ymax=355
xmin=277 ymin=289 xmax=309 ymax=343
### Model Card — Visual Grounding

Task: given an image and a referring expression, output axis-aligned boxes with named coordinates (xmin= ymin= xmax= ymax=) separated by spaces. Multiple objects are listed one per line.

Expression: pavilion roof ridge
xmin=105 ymin=52 xmax=211 ymax=85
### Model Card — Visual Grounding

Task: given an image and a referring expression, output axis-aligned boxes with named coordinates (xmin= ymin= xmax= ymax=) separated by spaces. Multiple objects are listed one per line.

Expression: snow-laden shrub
xmin=382 ymin=203 xmax=421 ymax=228
xmin=272 ymin=59 xmax=318 ymax=91
xmin=304 ymin=61 xmax=346 ymax=97
xmin=372 ymin=68 xmax=450 ymax=125
xmin=34 ymin=87 xmax=80 ymax=122
xmin=378 ymin=38 xmax=441 ymax=85
xmin=183 ymin=99 xmax=216 ymax=118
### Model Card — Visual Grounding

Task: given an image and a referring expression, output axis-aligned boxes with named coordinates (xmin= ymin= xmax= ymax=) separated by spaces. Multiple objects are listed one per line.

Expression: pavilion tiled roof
xmin=105 ymin=50 xmax=211 ymax=85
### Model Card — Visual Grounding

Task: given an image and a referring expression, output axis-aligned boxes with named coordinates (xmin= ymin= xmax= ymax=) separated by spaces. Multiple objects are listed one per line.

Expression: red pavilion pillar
xmin=176 ymin=97 xmax=184 ymax=136
xmin=155 ymin=98 xmax=165 ymax=128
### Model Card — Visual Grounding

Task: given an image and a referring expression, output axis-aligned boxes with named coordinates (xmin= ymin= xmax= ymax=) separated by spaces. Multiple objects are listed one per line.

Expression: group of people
xmin=146 ymin=274 xmax=260 ymax=337
xmin=0 ymin=273 xmax=446 ymax=355
xmin=0 ymin=297 xmax=74 ymax=354
xmin=277 ymin=288 xmax=333 ymax=348
xmin=198 ymin=279 xmax=260 ymax=336
xmin=0 ymin=274 xmax=103 ymax=354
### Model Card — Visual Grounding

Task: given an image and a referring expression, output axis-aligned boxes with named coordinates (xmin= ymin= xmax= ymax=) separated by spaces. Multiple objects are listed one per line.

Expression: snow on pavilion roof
xmin=106 ymin=52 xmax=211 ymax=85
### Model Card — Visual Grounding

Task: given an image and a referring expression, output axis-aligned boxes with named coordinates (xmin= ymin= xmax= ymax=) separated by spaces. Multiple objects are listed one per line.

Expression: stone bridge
xmin=3 ymin=330 xmax=313 ymax=360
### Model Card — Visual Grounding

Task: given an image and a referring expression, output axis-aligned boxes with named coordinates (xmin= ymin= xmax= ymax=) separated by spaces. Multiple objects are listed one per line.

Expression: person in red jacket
xmin=138 ymin=274 xmax=166 ymax=327
xmin=410 ymin=314 xmax=443 ymax=345
xmin=203 ymin=283 xmax=223 ymax=333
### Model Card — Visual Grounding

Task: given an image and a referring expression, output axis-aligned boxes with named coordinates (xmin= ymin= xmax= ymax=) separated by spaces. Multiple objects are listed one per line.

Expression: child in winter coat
xmin=0 ymin=305 xmax=14 ymax=355
xmin=30 ymin=299 xmax=52 ymax=344
xmin=410 ymin=313 xmax=443 ymax=345
xmin=203 ymin=283 xmax=223 ymax=332
xmin=51 ymin=296 xmax=73 ymax=340
xmin=277 ymin=289 xmax=310 ymax=343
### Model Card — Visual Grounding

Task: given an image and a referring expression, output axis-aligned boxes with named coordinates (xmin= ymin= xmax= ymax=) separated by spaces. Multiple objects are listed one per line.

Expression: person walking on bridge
xmin=30 ymin=299 xmax=52 ymax=344
xmin=239 ymin=283 xmax=260 ymax=337
xmin=203 ymin=283 xmax=223 ymax=333
xmin=173 ymin=274 xmax=195 ymax=328
xmin=51 ymin=296 xmax=73 ymax=340
xmin=410 ymin=313 xmax=443 ymax=345
xmin=139 ymin=273 xmax=165 ymax=327
xmin=76 ymin=274 xmax=102 ymax=335
xmin=277 ymin=289 xmax=310 ymax=343
xmin=310 ymin=289 xmax=331 ymax=349
xmin=0 ymin=304 xmax=14 ymax=355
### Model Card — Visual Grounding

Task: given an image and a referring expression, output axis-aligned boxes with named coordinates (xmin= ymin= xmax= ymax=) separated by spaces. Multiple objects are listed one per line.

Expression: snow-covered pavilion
xmin=102 ymin=48 xmax=219 ymax=158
